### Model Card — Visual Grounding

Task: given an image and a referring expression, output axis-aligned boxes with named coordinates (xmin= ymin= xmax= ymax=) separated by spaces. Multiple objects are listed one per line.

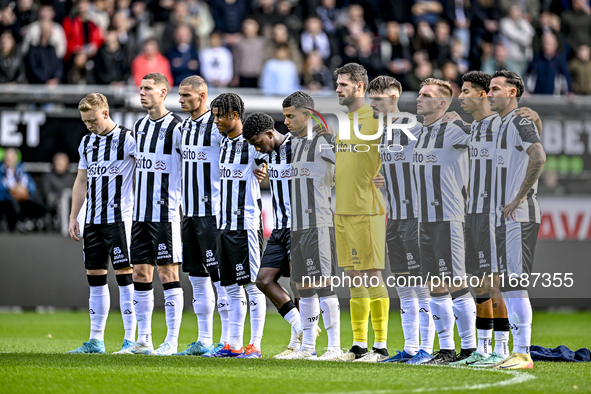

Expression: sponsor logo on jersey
xmin=497 ymin=156 xmax=505 ymax=165
xmin=426 ymin=154 xmax=437 ymax=163
xmin=109 ymin=166 xmax=120 ymax=175
xmin=480 ymin=148 xmax=490 ymax=157
xmin=232 ymin=169 xmax=243 ymax=178
xmin=394 ymin=152 xmax=405 ymax=161
xmin=300 ymin=167 xmax=311 ymax=176
xmin=280 ymin=169 xmax=291 ymax=178
xmin=197 ymin=151 xmax=207 ymax=160
xmin=155 ymin=160 xmax=166 ymax=170
xmin=519 ymin=118 xmax=532 ymax=126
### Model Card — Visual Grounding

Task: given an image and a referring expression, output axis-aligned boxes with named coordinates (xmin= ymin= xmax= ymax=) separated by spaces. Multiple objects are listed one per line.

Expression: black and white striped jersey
xmin=268 ymin=134 xmax=292 ymax=230
xmin=180 ymin=111 xmax=224 ymax=218
xmin=495 ymin=109 xmax=542 ymax=226
xmin=380 ymin=117 xmax=422 ymax=221
xmin=468 ymin=114 xmax=501 ymax=215
xmin=290 ymin=133 xmax=335 ymax=231
xmin=414 ymin=117 xmax=471 ymax=223
xmin=219 ymin=133 xmax=267 ymax=231
xmin=77 ymin=125 xmax=135 ymax=224
xmin=133 ymin=112 xmax=183 ymax=223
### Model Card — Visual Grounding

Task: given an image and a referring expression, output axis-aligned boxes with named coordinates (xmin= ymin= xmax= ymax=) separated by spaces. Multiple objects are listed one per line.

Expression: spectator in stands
xmin=94 ymin=29 xmax=131 ymax=85
xmin=440 ymin=60 xmax=460 ymax=95
xmin=533 ymin=11 xmax=565 ymax=56
xmin=450 ymin=38 xmax=469 ymax=74
xmin=260 ymin=43 xmax=299 ymax=96
xmin=25 ymin=20 xmax=62 ymax=84
xmin=40 ymin=152 xmax=75 ymax=231
xmin=302 ymin=50 xmax=333 ymax=91
xmin=470 ymin=0 xmax=500 ymax=68
xmin=148 ymin=0 xmax=175 ymax=28
xmin=252 ymin=0 xmax=281 ymax=37
xmin=162 ymin=1 xmax=193 ymax=57
xmin=14 ymin=0 xmax=38 ymax=30
xmin=266 ymin=23 xmax=303 ymax=74
xmin=301 ymin=16 xmax=331 ymax=61
xmin=274 ymin=0 xmax=302 ymax=39
xmin=88 ymin=0 xmax=110 ymax=31
xmin=380 ymin=21 xmax=412 ymax=80
xmin=527 ymin=33 xmax=573 ymax=95
xmin=561 ymin=0 xmax=591 ymax=55
xmin=111 ymin=10 xmax=139 ymax=62
xmin=316 ymin=0 xmax=339 ymax=36
xmin=168 ymin=24 xmax=200 ymax=86
xmin=499 ymin=0 xmax=539 ymax=22
xmin=21 ymin=4 xmax=67 ymax=59
xmin=338 ymin=4 xmax=372 ymax=59
xmin=344 ymin=32 xmax=384 ymax=81
xmin=0 ymin=30 xmax=26 ymax=83
xmin=185 ymin=0 xmax=214 ymax=48
xmin=411 ymin=0 xmax=444 ymax=26
xmin=443 ymin=0 xmax=471 ymax=57
xmin=569 ymin=44 xmax=591 ymax=95
xmin=232 ymin=18 xmax=266 ymax=88
xmin=499 ymin=5 xmax=535 ymax=75
xmin=129 ymin=0 xmax=151 ymax=50
xmin=411 ymin=20 xmax=435 ymax=54
xmin=62 ymin=0 xmax=104 ymax=62
xmin=0 ymin=148 xmax=45 ymax=232
xmin=209 ymin=0 xmax=250 ymax=36
xmin=430 ymin=19 xmax=452 ymax=68
xmin=481 ymin=42 xmax=520 ymax=75
xmin=404 ymin=57 xmax=433 ymax=91
xmin=0 ymin=2 xmax=21 ymax=40
xmin=200 ymin=30 xmax=233 ymax=87
xmin=131 ymin=38 xmax=173 ymax=86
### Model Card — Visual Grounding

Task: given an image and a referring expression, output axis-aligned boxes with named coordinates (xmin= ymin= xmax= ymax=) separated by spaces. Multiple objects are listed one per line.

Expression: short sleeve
xmin=173 ymin=124 xmax=183 ymax=155
xmin=78 ymin=138 xmax=88 ymax=170
xmin=512 ymin=116 xmax=541 ymax=151
xmin=125 ymin=130 xmax=136 ymax=159
xmin=451 ymin=120 xmax=472 ymax=149
xmin=319 ymin=134 xmax=335 ymax=164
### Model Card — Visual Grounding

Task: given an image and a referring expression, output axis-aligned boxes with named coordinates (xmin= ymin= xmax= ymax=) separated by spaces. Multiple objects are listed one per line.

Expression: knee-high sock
xmin=319 ymin=295 xmax=341 ymax=350
xmin=89 ymin=284 xmax=110 ymax=342
xmin=214 ymin=281 xmax=230 ymax=344
xmin=476 ymin=295 xmax=493 ymax=356
xmin=350 ymin=286 xmax=370 ymax=348
xmin=278 ymin=300 xmax=301 ymax=349
xmin=493 ymin=296 xmax=510 ymax=358
xmin=134 ymin=283 xmax=154 ymax=346
xmin=300 ymin=295 xmax=320 ymax=353
xmin=163 ymin=284 xmax=183 ymax=346
xmin=396 ymin=286 xmax=419 ymax=354
xmin=118 ymin=283 xmax=136 ymax=342
xmin=452 ymin=289 xmax=477 ymax=350
xmin=189 ymin=276 xmax=215 ymax=347
xmin=245 ymin=283 xmax=266 ymax=350
xmin=503 ymin=290 xmax=532 ymax=354
xmin=430 ymin=292 xmax=455 ymax=350
xmin=414 ymin=285 xmax=435 ymax=353
xmin=368 ymin=284 xmax=389 ymax=349
xmin=225 ymin=283 xmax=247 ymax=350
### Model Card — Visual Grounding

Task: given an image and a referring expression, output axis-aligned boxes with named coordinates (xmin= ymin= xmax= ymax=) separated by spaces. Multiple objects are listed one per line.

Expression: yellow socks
xmin=368 ymin=284 xmax=390 ymax=345
xmin=349 ymin=286 xmax=370 ymax=344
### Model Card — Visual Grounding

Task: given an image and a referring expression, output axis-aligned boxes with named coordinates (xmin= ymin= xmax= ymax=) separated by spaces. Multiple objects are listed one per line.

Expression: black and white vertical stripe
xmin=414 ymin=118 xmax=471 ymax=223
xmin=380 ymin=118 xmax=422 ymax=221
xmin=268 ymin=134 xmax=292 ymax=230
xmin=78 ymin=125 xmax=135 ymax=224
xmin=133 ymin=112 xmax=183 ymax=223
xmin=180 ymin=111 xmax=223 ymax=218
xmin=219 ymin=134 xmax=267 ymax=231
xmin=290 ymin=133 xmax=335 ymax=231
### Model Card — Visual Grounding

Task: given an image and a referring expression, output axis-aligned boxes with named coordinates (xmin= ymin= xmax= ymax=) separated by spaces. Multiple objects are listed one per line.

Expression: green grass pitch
xmin=1 ymin=310 xmax=590 ymax=393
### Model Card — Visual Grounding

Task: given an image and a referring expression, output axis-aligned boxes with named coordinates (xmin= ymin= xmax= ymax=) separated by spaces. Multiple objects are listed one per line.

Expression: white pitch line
xmin=299 ymin=368 xmax=536 ymax=394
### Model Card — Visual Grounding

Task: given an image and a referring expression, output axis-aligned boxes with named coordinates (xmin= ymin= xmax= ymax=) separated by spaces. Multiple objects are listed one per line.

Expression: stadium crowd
xmin=0 ymin=0 xmax=590 ymax=95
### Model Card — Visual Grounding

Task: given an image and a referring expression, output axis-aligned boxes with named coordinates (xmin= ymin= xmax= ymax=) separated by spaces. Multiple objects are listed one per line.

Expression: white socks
xmin=452 ymin=290 xmax=477 ymax=350
xmin=89 ymin=284 xmax=109 ymax=342
xmin=477 ymin=329 xmax=492 ymax=356
xmin=118 ymin=283 xmax=136 ymax=342
xmin=284 ymin=308 xmax=302 ymax=339
xmin=414 ymin=285 xmax=435 ymax=353
xmin=396 ymin=286 xmax=419 ymax=355
xmin=300 ymin=295 xmax=320 ymax=353
xmin=134 ymin=288 xmax=154 ymax=346
xmin=189 ymin=276 xmax=215 ymax=347
xmin=504 ymin=290 xmax=532 ymax=354
xmin=245 ymin=283 xmax=266 ymax=350
xmin=214 ymin=281 xmax=230 ymax=344
xmin=495 ymin=331 xmax=510 ymax=357
xmin=163 ymin=286 xmax=183 ymax=346
xmin=430 ymin=293 xmax=455 ymax=350
xmin=288 ymin=325 xmax=300 ymax=349
xmin=319 ymin=295 xmax=341 ymax=350
xmin=225 ymin=283 xmax=247 ymax=350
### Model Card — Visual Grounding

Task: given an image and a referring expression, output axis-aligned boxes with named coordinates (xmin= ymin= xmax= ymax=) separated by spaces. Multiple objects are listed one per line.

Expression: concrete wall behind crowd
xmin=0 ymin=234 xmax=589 ymax=310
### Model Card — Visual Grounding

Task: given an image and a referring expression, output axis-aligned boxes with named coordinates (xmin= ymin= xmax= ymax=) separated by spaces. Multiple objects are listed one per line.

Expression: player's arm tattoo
xmin=514 ymin=142 xmax=546 ymax=201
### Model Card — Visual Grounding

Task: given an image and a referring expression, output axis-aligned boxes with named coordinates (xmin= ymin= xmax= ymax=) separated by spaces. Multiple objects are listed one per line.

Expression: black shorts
xmin=466 ymin=213 xmax=497 ymax=277
xmin=291 ymin=227 xmax=336 ymax=284
xmin=386 ymin=218 xmax=421 ymax=275
xmin=261 ymin=228 xmax=291 ymax=278
xmin=83 ymin=222 xmax=131 ymax=270
xmin=131 ymin=221 xmax=182 ymax=266
xmin=182 ymin=215 xmax=220 ymax=281
xmin=218 ymin=228 xmax=263 ymax=286
xmin=420 ymin=220 xmax=465 ymax=280
xmin=496 ymin=221 xmax=540 ymax=291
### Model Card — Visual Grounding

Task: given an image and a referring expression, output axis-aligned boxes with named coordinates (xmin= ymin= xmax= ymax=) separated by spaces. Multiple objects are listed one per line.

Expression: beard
xmin=338 ymin=96 xmax=355 ymax=107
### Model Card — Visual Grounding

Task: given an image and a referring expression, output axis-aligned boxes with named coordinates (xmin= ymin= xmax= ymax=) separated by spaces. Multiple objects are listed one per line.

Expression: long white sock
xmin=284 ymin=308 xmax=302 ymax=338
xmin=430 ymin=293 xmax=455 ymax=350
xmin=89 ymin=284 xmax=109 ymax=341
xmin=477 ymin=329 xmax=492 ymax=356
xmin=163 ymin=287 xmax=183 ymax=346
xmin=396 ymin=286 xmax=419 ymax=355
xmin=189 ymin=276 xmax=215 ymax=347
xmin=300 ymin=295 xmax=320 ymax=353
xmin=134 ymin=289 xmax=154 ymax=346
xmin=452 ymin=291 xmax=477 ymax=350
xmin=494 ymin=331 xmax=510 ymax=357
xmin=118 ymin=284 xmax=136 ymax=342
xmin=245 ymin=283 xmax=266 ymax=350
xmin=214 ymin=281 xmax=230 ymax=344
xmin=319 ymin=295 xmax=341 ymax=350
xmin=225 ymin=283 xmax=247 ymax=350
xmin=288 ymin=325 xmax=300 ymax=349
xmin=414 ymin=285 xmax=435 ymax=353
xmin=504 ymin=290 xmax=532 ymax=354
